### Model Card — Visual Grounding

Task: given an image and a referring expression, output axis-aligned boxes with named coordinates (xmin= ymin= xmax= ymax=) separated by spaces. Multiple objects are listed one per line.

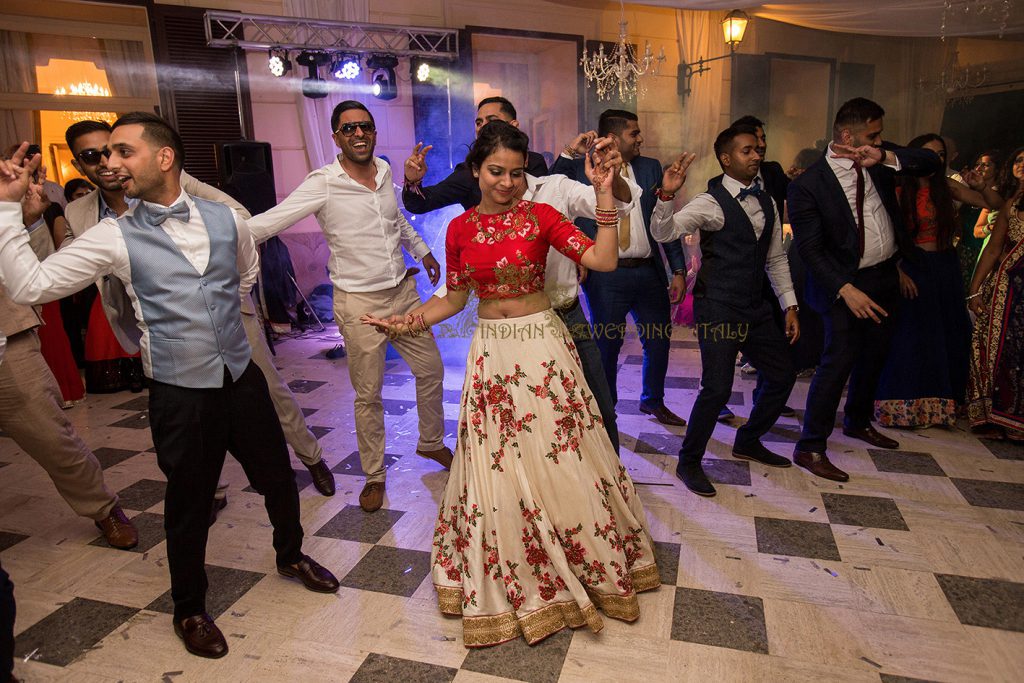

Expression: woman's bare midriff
xmin=478 ymin=291 xmax=552 ymax=319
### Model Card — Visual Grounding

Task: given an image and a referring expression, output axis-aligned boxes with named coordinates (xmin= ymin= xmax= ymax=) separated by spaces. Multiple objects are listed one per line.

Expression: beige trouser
xmin=0 ymin=331 xmax=117 ymax=520
xmin=242 ymin=312 xmax=323 ymax=466
xmin=333 ymin=276 xmax=445 ymax=483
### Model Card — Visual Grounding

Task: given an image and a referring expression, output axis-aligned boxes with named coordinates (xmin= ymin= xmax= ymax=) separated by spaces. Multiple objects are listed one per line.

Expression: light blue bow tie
xmin=147 ymin=201 xmax=190 ymax=225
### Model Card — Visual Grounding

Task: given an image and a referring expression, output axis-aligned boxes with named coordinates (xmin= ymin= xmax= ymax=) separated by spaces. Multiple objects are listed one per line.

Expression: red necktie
xmin=854 ymin=165 xmax=866 ymax=257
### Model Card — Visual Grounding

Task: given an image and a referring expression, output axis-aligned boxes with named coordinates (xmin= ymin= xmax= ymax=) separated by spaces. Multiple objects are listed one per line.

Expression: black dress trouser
xmin=148 ymin=361 xmax=304 ymax=621
xmin=0 ymin=560 xmax=13 ymax=680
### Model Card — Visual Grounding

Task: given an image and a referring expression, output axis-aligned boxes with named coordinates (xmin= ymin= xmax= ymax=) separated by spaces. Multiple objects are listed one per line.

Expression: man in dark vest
xmin=651 ymin=125 xmax=800 ymax=497
xmin=0 ymin=115 xmax=339 ymax=660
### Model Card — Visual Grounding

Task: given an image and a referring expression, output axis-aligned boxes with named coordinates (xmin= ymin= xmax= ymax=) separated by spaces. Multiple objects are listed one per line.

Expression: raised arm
xmin=400 ymin=143 xmax=478 ymax=215
xmin=246 ymin=169 xmax=327 ymax=243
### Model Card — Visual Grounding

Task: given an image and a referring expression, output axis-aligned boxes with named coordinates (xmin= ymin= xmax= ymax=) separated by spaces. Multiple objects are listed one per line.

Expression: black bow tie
xmin=736 ymin=179 xmax=763 ymax=202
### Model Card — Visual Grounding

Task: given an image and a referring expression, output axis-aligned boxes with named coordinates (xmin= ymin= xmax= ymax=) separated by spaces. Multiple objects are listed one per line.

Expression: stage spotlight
xmin=416 ymin=62 xmax=430 ymax=82
xmin=296 ymin=51 xmax=332 ymax=99
xmin=366 ymin=54 xmax=399 ymax=100
xmin=268 ymin=48 xmax=291 ymax=77
xmin=331 ymin=54 xmax=361 ymax=80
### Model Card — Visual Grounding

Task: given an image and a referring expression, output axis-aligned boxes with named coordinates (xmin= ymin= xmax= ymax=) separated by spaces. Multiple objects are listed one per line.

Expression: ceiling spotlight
xmin=268 ymin=48 xmax=291 ymax=77
xmin=296 ymin=51 xmax=332 ymax=99
xmin=332 ymin=54 xmax=361 ymax=80
xmin=367 ymin=54 xmax=399 ymax=100
xmin=416 ymin=62 xmax=430 ymax=82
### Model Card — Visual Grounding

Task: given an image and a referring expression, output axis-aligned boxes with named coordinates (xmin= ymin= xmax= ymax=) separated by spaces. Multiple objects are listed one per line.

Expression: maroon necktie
xmin=854 ymin=165 xmax=866 ymax=257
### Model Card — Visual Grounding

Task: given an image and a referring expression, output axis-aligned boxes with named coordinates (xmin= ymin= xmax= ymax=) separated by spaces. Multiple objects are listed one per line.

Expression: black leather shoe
xmin=639 ymin=403 xmax=687 ymax=427
xmin=306 ymin=460 xmax=336 ymax=497
xmin=675 ymin=463 xmax=716 ymax=497
xmin=732 ymin=441 xmax=792 ymax=468
xmin=717 ymin=407 xmax=736 ymax=422
xmin=174 ymin=613 xmax=228 ymax=659
xmin=780 ymin=405 xmax=797 ymax=418
xmin=793 ymin=449 xmax=850 ymax=482
xmin=842 ymin=425 xmax=899 ymax=449
xmin=209 ymin=496 xmax=227 ymax=527
xmin=278 ymin=554 xmax=340 ymax=593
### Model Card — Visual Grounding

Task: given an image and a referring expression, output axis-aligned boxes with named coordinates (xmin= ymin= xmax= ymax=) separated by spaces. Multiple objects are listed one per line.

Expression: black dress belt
xmin=617 ymin=257 xmax=653 ymax=268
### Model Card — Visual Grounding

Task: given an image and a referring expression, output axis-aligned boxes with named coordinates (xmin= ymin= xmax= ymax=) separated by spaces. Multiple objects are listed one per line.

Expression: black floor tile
xmin=308 ymin=425 xmax=334 ymax=440
xmin=670 ymin=340 xmax=699 ymax=349
xmin=461 ymin=627 xmax=573 ymax=683
xmin=89 ymin=512 xmax=166 ymax=554
xmin=287 ymin=379 xmax=328 ymax=394
xmin=977 ymin=438 xmax=1024 ymax=461
xmin=670 ymin=587 xmax=769 ymax=654
xmin=382 ymin=398 xmax=416 ymax=416
xmin=705 ymin=458 xmax=752 ymax=487
xmin=616 ymin=400 xmax=643 ymax=415
xmin=633 ymin=432 xmax=682 ymax=455
xmin=0 ymin=531 xmax=29 ymax=552
xmin=243 ymin=469 xmax=313 ymax=494
xmin=339 ymin=545 xmax=431 ymax=597
xmin=350 ymin=653 xmax=456 ymax=683
xmin=111 ymin=396 xmax=149 ymax=412
xmin=442 ymin=389 xmax=462 ymax=405
xmin=115 ymin=479 xmax=166 ymax=511
xmin=726 ymin=391 xmax=746 ymax=407
xmin=146 ymin=564 xmax=266 ymax=619
xmin=314 ymin=504 xmax=405 ymax=544
xmin=444 ymin=418 xmax=460 ymax=439
xmin=868 ymin=449 xmax=947 ymax=476
xmin=754 ymin=517 xmax=841 ymax=561
xmin=879 ymin=675 xmax=942 ymax=683
xmin=935 ymin=574 xmax=1024 ymax=632
xmin=950 ymin=478 xmax=1024 ymax=512
xmin=664 ymin=376 xmax=700 ymax=390
xmin=624 ymin=354 xmax=644 ymax=365
xmin=13 ymin=597 xmax=139 ymax=666
xmin=331 ymin=451 xmax=402 ymax=477
xmin=654 ymin=540 xmax=681 ymax=586
xmin=107 ymin=412 xmax=150 ymax=430
xmin=761 ymin=426 xmax=802 ymax=444
xmin=92 ymin=447 xmax=142 ymax=469
xmin=300 ymin=407 xmax=319 ymax=417
xmin=821 ymin=493 xmax=909 ymax=531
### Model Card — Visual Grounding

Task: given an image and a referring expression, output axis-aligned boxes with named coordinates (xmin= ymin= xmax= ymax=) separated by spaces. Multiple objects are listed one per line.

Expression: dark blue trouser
xmin=582 ymin=261 xmax=672 ymax=407
xmin=797 ymin=261 xmax=901 ymax=453
xmin=679 ymin=299 xmax=795 ymax=465
xmin=0 ymin=560 xmax=13 ymax=680
xmin=556 ymin=298 xmax=620 ymax=453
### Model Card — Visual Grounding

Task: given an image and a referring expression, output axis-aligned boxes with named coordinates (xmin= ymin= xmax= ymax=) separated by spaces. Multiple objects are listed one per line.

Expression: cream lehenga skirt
xmin=431 ymin=308 xmax=659 ymax=647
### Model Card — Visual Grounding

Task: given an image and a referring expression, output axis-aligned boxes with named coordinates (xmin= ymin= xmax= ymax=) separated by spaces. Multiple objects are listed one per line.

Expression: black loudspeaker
xmin=216 ymin=141 xmax=277 ymax=216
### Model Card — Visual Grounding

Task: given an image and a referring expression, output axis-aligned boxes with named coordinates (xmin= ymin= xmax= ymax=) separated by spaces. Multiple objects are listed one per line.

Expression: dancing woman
xmin=363 ymin=121 xmax=659 ymax=647
xmin=966 ymin=146 xmax=1024 ymax=440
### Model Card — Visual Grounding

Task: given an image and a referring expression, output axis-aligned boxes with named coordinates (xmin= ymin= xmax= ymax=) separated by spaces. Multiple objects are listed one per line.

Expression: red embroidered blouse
xmin=445 ymin=200 xmax=595 ymax=300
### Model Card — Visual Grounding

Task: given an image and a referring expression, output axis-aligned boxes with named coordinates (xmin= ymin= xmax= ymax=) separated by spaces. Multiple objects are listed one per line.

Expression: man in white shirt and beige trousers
xmin=248 ymin=100 xmax=451 ymax=513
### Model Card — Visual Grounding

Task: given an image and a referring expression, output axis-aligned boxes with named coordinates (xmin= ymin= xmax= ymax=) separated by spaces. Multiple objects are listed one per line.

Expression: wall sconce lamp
xmin=680 ymin=9 xmax=750 ymax=96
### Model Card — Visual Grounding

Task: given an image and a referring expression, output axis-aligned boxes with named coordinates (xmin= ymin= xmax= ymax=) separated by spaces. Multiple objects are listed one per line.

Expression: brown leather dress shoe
xmin=416 ymin=445 xmax=454 ymax=470
xmin=306 ymin=460 xmax=336 ymax=496
xmin=639 ymin=403 xmax=687 ymax=427
xmin=95 ymin=505 xmax=139 ymax=550
xmin=278 ymin=554 xmax=340 ymax=593
xmin=793 ymin=450 xmax=850 ymax=482
xmin=359 ymin=481 xmax=385 ymax=512
xmin=842 ymin=425 xmax=899 ymax=449
xmin=174 ymin=613 xmax=228 ymax=658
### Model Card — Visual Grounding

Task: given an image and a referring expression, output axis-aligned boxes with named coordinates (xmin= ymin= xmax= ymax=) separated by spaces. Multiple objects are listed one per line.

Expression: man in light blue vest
xmin=0 ymin=114 xmax=339 ymax=661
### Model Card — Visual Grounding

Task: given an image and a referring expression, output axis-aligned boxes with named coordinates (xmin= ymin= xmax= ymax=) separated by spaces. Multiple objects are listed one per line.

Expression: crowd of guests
xmin=0 ymin=92 xmax=1021 ymax=679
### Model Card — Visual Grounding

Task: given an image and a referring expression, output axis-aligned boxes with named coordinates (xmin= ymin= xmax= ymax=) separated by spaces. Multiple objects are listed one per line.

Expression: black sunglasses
xmin=335 ymin=121 xmax=375 ymax=136
xmin=77 ymin=147 xmax=112 ymax=165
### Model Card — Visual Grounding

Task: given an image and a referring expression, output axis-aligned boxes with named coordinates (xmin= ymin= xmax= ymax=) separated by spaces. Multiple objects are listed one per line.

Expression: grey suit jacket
xmin=62 ymin=172 xmax=255 ymax=353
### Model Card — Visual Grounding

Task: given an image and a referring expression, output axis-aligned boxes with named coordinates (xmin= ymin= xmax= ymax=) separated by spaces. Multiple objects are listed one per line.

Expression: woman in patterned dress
xmin=967 ymin=146 xmax=1024 ymax=440
xmin=363 ymin=121 xmax=659 ymax=647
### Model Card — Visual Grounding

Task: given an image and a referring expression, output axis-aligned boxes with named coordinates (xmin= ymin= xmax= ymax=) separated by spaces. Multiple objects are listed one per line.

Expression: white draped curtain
xmin=0 ymin=30 xmax=38 ymax=145
xmin=283 ymin=0 xmax=370 ymax=169
xmin=100 ymin=39 xmax=148 ymax=99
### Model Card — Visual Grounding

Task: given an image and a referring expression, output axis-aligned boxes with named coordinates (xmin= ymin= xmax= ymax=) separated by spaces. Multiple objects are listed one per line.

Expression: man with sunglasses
xmin=63 ymin=120 xmax=339 ymax=499
xmin=247 ymin=100 xmax=450 ymax=514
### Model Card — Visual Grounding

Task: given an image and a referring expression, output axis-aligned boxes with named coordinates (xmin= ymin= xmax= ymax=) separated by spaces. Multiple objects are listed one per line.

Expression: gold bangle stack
xmin=595 ymin=207 xmax=618 ymax=229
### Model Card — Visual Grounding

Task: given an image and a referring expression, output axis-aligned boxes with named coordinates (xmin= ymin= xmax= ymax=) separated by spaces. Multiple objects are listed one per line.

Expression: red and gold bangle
xmin=655 ymin=188 xmax=676 ymax=202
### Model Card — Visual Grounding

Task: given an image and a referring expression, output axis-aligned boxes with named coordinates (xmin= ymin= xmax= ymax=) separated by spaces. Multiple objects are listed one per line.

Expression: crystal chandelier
xmin=917 ymin=51 xmax=988 ymax=104
xmin=940 ymin=0 xmax=1012 ymax=39
xmin=581 ymin=0 xmax=665 ymax=102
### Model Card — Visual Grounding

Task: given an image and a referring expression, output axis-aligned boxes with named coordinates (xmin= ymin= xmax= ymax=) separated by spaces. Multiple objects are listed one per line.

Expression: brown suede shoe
xmin=359 ymin=481 xmax=385 ymax=512
xmin=306 ymin=460 xmax=336 ymax=497
xmin=842 ymin=425 xmax=899 ymax=449
xmin=95 ymin=505 xmax=139 ymax=550
xmin=278 ymin=554 xmax=340 ymax=593
xmin=416 ymin=446 xmax=454 ymax=470
xmin=639 ymin=403 xmax=687 ymax=427
xmin=793 ymin=450 xmax=850 ymax=482
xmin=174 ymin=613 xmax=228 ymax=659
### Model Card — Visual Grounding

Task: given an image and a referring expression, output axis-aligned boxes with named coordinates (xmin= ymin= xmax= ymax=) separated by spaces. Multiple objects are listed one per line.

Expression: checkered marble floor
xmin=2 ymin=325 xmax=1023 ymax=682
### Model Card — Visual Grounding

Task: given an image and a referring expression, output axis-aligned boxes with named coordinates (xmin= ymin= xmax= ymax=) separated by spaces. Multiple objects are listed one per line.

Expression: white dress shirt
xmin=650 ymin=174 xmax=797 ymax=310
xmin=246 ymin=156 xmax=431 ymax=293
xmin=431 ymin=172 xmax=640 ymax=307
xmin=0 ymin=192 xmax=259 ymax=321
xmin=618 ymin=162 xmax=652 ymax=259
xmin=825 ymin=143 xmax=900 ymax=268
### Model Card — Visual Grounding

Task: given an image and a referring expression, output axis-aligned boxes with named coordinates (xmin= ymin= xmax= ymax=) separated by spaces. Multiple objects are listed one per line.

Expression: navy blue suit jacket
xmin=787 ymin=145 xmax=941 ymax=313
xmin=550 ymin=154 xmax=686 ymax=288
